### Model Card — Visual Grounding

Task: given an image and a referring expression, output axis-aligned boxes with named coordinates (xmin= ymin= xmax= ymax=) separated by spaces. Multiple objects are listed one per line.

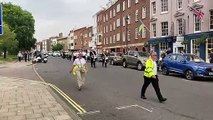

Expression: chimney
xmin=59 ymin=33 xmax=63 ymax=38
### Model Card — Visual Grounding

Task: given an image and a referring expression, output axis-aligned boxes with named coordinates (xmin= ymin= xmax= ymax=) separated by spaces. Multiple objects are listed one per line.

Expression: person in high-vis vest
xmin=141 ymin=51 xmax=167 ymax=103
xmin=70 ymin=52 xmax=88 ymax=91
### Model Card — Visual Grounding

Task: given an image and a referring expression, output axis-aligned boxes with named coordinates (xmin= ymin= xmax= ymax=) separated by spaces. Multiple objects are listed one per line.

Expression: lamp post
xmin=125 ymin=16 xmax=129 ymax=53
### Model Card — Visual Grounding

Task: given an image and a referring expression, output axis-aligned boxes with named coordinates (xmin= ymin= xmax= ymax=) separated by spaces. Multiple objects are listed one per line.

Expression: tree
xmin=0 ymin=23 xmax=18 ymax=58
xmin=52 ymin=43 xmax=63 ymax=51
xmin=2 ymin=2 xmax=36 ymax=51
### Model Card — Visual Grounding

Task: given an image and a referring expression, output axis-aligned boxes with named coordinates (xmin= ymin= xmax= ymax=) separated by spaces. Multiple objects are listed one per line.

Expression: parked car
xmin=161 ymin=53 xmax=213 ymax=80
xmin=97 ymin=54 xmax=103 ymax=62
xmin=109 ymin=52 xmax=123 ymax=65
xmin=53 ymin=51 xmax=61 ymax=57
xmin=122 ymin=51 xmax=149 ymax=71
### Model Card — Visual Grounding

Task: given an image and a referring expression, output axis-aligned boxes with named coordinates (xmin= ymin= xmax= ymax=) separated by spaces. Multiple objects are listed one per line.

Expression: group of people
xmin=69 ymin=49 xmax=167 ymax=103
xmin=17 ymin=51 xmax=32 ymax=62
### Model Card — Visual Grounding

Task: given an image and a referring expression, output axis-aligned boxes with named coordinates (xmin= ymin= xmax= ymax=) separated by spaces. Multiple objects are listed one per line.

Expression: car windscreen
xmin=138 ymin=52 xmax=149 ymax=57
xmin=184 ymin=55 xmax=205 ymax=63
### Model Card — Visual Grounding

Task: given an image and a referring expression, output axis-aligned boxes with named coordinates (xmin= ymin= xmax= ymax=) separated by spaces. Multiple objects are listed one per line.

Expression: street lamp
xmin=125 ymin=16 xmax=129 ymax=53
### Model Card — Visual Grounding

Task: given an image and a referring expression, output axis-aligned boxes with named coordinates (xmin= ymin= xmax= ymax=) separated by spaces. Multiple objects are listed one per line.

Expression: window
xmin=113 ymin=9 xmax=116 ymax=17
xmin=117 ymin=4 xmax=120 ymax=12
xmin=160 ymin=42 xmax=168 ymax=51
xmin=161 ymin=22 xmax=168 ymax=36
xmin=106 ymin=14 xmax=108 ymax=21
xmin=110 ymin=10 xmax=112 ymax=18
xmin=194 ymin=15 xmax=201 ymax=32
xmin=210 ymin=10 xmax=213 ymax=30
xmin=207 ymin=38 xmax=213 ymax=58
xmin=117 ymin=33 xmax=120 ymax=41
xmin=104 ymin=26 xmax=105 ymax=33
xmin=106 ymin=25 xmax=108 ymax=33
xmin=123 ymin=17 xmax=125 ymax=26
xmin=152 ymin=23 xmax=156 ymax=37
xmin=177 ymin=18 xmax=183 ymax=35
xmin=113 ymin=21 xmax=116 ymax=30
xmin=123 ymin=31 xmax=126 ymax=42
xmin=141 ymin=28 xmax=146 ymax=38
xmin=128 ymin=0 xmax=131 ymax=8
xmin=135 ymin=27 xmax=138 ymax=39
xmin=123 ymin=1 xmax=126 ymax=11
xmin=128 ymin=30 xmax=131 ymax=41
xmin=110 ymin=36 xmax=112 ymax=44
xmin=106 ymin=37 xmax=108 ymax=44
xmin=135 ymin=0 xmax=138 ymax=4
xmin=178 ymin=0 xmax=182 ymax=9
xmin=128 ymin=15 xmax=131 ymax=24
xmin=161 ymin=0 xmax=168 ymax=12
xmin=113 ymin=35 xmax=116 ymax=43
xmin=142 ymin=7 xmax=146 ymax=19
xmin=135 ymin=10 xmax=139 ymax=21
xmin=103 ymin=16 xmax=105 ymax=22
xmin=191 ymin=39 xmax=200 ymax=56
xmin=152 ymin=2 xmax=156 ymax=15
xmin=117 ymin=18 xmax=120 ymax=27
xmin=103 ymin=38 xmax=105 ymax=45
xmin=110 ymin=24 xmax=112 ymax=31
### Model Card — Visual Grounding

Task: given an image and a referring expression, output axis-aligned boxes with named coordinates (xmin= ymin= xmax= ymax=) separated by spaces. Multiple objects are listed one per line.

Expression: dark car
xmin=161 ymin=53 xmax=213 ymax=80
xmin=109 ymin=52 xmax=123 ymax=65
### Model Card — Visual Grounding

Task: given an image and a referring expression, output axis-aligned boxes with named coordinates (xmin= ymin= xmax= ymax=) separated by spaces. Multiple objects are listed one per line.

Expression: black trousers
xmin=91 ymin=58 xmax=96 ymax=68
xmin=141 ymin=75 xmax=163 ymax=100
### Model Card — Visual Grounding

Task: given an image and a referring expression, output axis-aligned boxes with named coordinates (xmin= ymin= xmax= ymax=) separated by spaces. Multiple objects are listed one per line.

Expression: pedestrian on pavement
xmin=17 ymin=51 xmax=22 ymax=62
xmin=70 ymin=52 xmax=88 ymax=91
xmin=24 ymin=51 xmax=27 ymax=62
xmin=141 ymin=51 xmax=167 ymax=103
xmin=209 ymin=49 xmax=213 ymax=63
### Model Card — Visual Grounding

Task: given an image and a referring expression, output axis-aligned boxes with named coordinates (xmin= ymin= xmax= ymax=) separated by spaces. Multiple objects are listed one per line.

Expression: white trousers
xmin=76 ymin=69 xmax=86 ymax=88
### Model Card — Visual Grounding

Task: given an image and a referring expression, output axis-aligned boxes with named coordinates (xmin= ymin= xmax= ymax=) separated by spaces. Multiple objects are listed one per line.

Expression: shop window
xmin=191 ymin=39 xmax=200 ymax=56
xmin=160 ymin=42 xmax=168 ymax=52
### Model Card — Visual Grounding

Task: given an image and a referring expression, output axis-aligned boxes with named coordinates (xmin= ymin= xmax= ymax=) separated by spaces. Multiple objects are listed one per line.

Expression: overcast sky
xmin=1 ymin=0 xmax=108 ymax=41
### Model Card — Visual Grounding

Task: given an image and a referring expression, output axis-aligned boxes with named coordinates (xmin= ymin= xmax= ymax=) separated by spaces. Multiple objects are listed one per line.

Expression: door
xmin=174 ymin=55 xmax=186 ymax=74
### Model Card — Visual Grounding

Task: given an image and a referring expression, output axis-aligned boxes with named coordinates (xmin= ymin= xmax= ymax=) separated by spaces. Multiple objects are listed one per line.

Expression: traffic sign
xmin=0 ymin=4 xmax=3 ymax=35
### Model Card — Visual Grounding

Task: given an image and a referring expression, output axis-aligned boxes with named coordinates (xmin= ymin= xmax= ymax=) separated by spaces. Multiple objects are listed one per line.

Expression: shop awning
xmin=148 ymin=36 xmax=175 ymax=44
xmin=184 ymin=31 xmax=213 ymax=40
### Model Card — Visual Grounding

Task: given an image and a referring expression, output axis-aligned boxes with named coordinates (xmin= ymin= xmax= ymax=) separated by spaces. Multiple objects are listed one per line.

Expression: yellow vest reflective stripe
xmin=144 ymin=59 xmax=155 ymax=78
xmin=72 ymin=65 xmax=79 ymax=75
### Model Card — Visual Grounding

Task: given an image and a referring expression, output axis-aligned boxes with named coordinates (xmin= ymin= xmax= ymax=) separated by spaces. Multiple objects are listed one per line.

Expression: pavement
xmin=0 ymin=61 xmax=81 ymax=120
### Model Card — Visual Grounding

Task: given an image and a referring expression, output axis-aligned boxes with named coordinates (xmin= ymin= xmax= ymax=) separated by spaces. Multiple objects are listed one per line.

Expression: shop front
xmin=184 ymin=31 xmax=213 ymax=62
xmin=148 ymin=36 xmax=176 ymax=59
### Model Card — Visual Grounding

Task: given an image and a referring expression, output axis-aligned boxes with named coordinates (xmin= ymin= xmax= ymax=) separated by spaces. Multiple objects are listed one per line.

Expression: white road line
xmin=115 ymin=104 xmax=153 ymax=113
xmin=116 ymin=105 xmax=137 ymax=110
xmin=78 ymin=110 xmax=100 ymax=115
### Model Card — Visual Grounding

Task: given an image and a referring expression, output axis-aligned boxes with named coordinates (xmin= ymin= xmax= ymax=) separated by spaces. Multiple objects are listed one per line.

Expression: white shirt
xmin=73 ymin=58 xmax=86 ymax=67
xmin=151 ymin=59 xmax=157 ymax=75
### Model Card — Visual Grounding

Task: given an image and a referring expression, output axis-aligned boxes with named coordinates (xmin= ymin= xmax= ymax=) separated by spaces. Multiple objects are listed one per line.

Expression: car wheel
xmin=137 ymin=62 xmax=143 ymax=71
xmin=162 ymin=66 xmax=169 ymax=75
xmin=185 ymin=70 xmax=194 ymax=80
xmin=111 ymin=60 xmax=114 ymax=65
xmin=123 ymin=61 xmax=127 ymax=68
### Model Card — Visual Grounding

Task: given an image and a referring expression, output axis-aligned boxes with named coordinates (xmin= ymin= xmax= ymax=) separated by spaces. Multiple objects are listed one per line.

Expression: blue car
xmin=161 ymin=53 xmax=213 ymax=80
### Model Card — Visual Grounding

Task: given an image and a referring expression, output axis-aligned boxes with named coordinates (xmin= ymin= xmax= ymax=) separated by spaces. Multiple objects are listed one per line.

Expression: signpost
xmin=0 ymin=4 xmax=3 ymax=35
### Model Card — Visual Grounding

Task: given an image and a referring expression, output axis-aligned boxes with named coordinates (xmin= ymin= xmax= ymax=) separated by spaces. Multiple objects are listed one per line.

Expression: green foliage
xmin=195 ymin=33 xmax=209 ymax=45
xmin=2 ymin=2 xmax=36 ymax=51
xmin=52 ymin=43 xmax=63 ymax=51
xmin=0 ymin=23 xmax=18 ymax=58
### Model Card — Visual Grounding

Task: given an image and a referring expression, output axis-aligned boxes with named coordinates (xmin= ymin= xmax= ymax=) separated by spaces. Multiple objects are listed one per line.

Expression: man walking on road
xmin=141 ymin=51 xmax=167 ymax=103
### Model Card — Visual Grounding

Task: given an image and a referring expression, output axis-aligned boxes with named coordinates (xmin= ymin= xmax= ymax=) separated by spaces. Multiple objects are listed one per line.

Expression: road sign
xmin=0 ymin=4 xmax=3 ymax=35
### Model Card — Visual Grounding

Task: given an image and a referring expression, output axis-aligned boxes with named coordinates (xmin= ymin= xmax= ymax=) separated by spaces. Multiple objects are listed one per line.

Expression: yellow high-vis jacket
xmin=144 ymin=58 xmax=155 ymax=78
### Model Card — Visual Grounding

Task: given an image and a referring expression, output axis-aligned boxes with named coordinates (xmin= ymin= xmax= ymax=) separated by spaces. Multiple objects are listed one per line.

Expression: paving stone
xmin=54 ymin=115 xmax=72 ymax=120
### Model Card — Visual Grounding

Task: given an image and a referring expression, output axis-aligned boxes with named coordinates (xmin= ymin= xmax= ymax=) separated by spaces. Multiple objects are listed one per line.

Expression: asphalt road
xmin=35 ymin=56 xmax=213 ymax=120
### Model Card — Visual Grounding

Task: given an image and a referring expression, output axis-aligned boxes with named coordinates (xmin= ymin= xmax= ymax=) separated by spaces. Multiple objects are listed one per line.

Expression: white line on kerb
xmin=115 ymin=104 xmax=153 ymax=113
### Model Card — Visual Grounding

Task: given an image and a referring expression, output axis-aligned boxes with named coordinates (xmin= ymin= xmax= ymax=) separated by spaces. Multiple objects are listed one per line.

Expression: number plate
xmin=209 ymin=72 xmax=213 ymax=76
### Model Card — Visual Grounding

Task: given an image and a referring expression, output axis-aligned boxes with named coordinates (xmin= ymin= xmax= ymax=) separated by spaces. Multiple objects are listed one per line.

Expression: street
xmin=35 ymin=57 xmax=213 ymax=120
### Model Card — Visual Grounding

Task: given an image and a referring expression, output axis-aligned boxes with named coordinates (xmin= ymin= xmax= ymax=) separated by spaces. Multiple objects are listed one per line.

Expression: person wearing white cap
xmin=70 ymin=52 xmax=88 ymax=91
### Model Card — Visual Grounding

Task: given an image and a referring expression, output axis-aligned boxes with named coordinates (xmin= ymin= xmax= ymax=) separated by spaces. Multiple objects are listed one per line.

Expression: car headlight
xmin=194 ymin=66 xmax=206 ymax=70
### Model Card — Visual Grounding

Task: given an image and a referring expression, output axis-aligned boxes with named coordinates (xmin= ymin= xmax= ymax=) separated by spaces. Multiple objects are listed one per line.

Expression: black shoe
xmin=159 ymin=98 xmax=167 ymax=103
xmin=141 ymin=96 xmax=147 ymax=99
xmin=78 ymin=87 xmax=82 ymax=91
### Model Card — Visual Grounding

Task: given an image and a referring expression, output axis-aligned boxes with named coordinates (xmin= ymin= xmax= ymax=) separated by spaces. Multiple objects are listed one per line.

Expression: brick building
xmin=98 ymin=0 xmax=150 ymax=53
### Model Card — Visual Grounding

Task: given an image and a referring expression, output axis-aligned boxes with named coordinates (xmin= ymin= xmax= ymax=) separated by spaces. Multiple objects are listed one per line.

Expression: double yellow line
xmin=42 ymin=82 xmax=86 ymax=114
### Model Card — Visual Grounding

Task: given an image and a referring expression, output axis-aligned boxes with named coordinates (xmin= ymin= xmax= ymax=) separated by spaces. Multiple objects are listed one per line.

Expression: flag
xmin=188 ymin=6 xmax=204 ymax=20
xmin=138 ymin=20 xmax=145 ymax=32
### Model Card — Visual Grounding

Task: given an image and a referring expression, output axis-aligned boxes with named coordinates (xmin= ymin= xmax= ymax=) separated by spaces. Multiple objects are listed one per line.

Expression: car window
xmin=176 ymin=55 xmax=184 ymax=62
xmin=138 ymin=52 xmax=149 ymax=57
xmin=169 ymin=55 xmax=177 ymax=61
xmin=185 ymin=55 xmax=205 ymax=62
xmin=129 ymin=51 xmax=134 ymax=56
xmin=110 ymin=54 xmax=114 ymax=56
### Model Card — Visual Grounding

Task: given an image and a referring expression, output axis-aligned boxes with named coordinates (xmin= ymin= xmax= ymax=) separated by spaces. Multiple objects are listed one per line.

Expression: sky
xmin=1 ymin=0 xmax=108 ymax=41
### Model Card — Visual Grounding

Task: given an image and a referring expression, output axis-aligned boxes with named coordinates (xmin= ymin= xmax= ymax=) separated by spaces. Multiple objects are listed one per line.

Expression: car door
xmin=167 ymin=55 xmax=178 ymax=72
xmin=175 ymin=55 xmax=187 ymax=74
xmin=128 ymin=51 xmax=135 ymax=65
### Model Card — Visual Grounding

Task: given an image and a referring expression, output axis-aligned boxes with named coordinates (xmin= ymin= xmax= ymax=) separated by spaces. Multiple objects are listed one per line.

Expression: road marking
xmin=32 ymin=64 xmax=87 ymax=114
xmin=115 ymin=104 xmax=153 ymax=113
xmin=78 ymin=110 xmax=100 ymax=115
